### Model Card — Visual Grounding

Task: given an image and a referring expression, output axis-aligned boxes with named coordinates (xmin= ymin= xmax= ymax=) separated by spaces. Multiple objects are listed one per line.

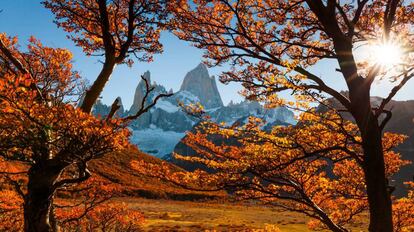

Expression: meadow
xmin=120 ymin=198 xmax=320 ymax=232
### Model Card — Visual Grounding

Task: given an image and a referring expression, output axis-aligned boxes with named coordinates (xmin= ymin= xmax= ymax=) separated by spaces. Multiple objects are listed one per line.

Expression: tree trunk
xmin=80 ymin=59 xmax=116 ymax=114
xmin=24 ymin=162 xmax=64 ymax=232
xmin=341 ymin=60 xmax=394 ymax=231
xmin=360 ymin=115 xmax=394 ymax=232
xmin=349 ymin=86 xmax=393 ymax=231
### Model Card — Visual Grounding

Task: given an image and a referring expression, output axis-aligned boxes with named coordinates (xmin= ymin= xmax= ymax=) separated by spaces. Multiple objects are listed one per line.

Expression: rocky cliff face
xmin=130 ymin=71 xmax=151 ymax=115
xmin=180 ymin=63 xmax=223 ymax=109
xmin=92 ymin=97 xmax=126 ymax=118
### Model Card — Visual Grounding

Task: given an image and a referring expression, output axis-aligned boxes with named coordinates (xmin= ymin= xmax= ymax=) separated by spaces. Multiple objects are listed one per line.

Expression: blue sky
xmin=1 ymin=0 xmax=413 ymax=109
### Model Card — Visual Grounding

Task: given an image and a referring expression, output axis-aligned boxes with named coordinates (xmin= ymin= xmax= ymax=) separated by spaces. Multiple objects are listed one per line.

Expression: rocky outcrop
xmin=130 ymin=71 xmax=151 ymax=115
xmin=116 ymin=97 xmax=125 ymax=115
xmin=179 ymin=63 xmax=223 ymax=109
xmin=92 ymin=96 xmax=126 ymax=118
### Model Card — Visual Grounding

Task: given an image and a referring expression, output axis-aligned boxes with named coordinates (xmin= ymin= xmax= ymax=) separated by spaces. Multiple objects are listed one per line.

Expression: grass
xmin=117 ymin=197 xmax=315 ymax=232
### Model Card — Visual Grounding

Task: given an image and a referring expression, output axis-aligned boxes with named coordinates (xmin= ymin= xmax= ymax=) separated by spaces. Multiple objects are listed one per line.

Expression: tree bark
xmin=360 ymin=116 xmax=393 ymax=232
xmin=80 ymin=59 xmax=116 ymax=114
xmin=349 ymin=87 xmax=393 ymax=232
xmin=24 ymin=162 xmax=64 ymax=232
xmin=333 ymin=37 xmax=394 ymax=232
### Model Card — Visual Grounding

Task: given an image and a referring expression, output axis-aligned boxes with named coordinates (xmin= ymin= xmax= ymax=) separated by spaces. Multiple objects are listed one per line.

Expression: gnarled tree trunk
xmin=24 ymin=162 xmax=64 ymax=232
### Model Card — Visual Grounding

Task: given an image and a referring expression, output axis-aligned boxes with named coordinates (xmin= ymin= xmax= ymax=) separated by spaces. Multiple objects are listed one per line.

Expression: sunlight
xmin=369 ymin=41 xmax=404 ymax=68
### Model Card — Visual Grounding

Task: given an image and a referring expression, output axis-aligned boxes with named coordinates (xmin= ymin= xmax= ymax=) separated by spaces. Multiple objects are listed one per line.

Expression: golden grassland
xmin=115 ymin=197 xmax=317 ymax=232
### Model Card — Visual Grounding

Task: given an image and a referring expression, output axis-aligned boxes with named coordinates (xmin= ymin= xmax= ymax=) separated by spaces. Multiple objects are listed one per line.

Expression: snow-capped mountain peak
xmin=93 ymin=64 xmax=296 ymax=158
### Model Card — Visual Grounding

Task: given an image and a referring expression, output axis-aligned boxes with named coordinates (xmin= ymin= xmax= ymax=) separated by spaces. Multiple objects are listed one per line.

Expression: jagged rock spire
xmin=179 ymin=63 xmax=223 ymax=109
xmin=130 ymin=71 xmax=151 ymax=114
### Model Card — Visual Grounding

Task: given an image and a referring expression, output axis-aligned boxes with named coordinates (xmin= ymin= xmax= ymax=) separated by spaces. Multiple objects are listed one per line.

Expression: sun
xmin=369 ymin=41 xmax=404 ymax=68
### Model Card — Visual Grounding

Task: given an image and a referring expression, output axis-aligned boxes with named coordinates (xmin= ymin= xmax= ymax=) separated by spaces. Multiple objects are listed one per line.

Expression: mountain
xmin=179 ymin=63 xmax=223 ymax=109
xmin=91 ymin=64 xmax=413 ymax=196
xmin=93 ymin=97 xmax=126 ymax=118
xmin=209 ymin=100 xmax=296 ymax=126
xmin=130 ymin=71 xmax=152 ymax=115
xmin=92 ymin=63 xmax=296 ymax=158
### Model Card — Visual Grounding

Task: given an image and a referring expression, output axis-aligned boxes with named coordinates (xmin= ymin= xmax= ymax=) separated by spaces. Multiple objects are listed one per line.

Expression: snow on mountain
xmin=155 ymin=100 xmax=179 ymax=113
xmin=174 ymin=90 xmax=200 ymax=105
xmin=92 ymin=63 xmax=296 ymax=158
xmin=130 ymin=127 xmax=185 ymax=158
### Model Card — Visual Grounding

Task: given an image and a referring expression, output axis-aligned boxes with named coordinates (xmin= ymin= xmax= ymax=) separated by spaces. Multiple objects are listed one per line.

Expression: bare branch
xmin=375 ymin=71 xmax=414 ymax=117
xmin=123 ymin=75 xmax=172 ymax=121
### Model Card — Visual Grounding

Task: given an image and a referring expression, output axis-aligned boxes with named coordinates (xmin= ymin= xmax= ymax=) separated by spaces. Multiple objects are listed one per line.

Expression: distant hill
xmin=319 ymin=96 xmax=414 ymax=197
xmin=381 ymin=99 xmax=414 ymax=196
xmin=89 ymin=145 xmax=222 ymax=200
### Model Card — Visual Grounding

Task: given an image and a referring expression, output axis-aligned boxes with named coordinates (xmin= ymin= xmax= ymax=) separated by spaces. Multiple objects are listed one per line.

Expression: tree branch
xmin=123 ymin=75 xmax=172 ymax=121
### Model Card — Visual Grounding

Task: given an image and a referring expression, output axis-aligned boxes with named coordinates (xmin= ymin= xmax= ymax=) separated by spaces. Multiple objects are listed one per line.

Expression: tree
xmin=0 ymin=34 xmax=130 ymax=231
xmin=0 ymin=167 xmax=145 ymax=232
xmin=0 ymin=9 xmax=170 ymax=232
xmin=1 ymin=1 xmax=172 ymax=231
xmin=133 ymin=111 xmax=412 ymax=231
xmin=43 ymin=0 xmax=167 ymax=113
xmin=164 ymin=1 xmax=414 ymax=231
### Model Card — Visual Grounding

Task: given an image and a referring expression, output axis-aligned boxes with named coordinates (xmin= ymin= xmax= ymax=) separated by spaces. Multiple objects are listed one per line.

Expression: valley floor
xmin=118 ymin=197 xmax=314 ymax=232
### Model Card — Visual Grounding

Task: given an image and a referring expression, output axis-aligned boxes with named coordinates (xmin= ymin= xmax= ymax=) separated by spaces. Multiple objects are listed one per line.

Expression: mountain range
xmin=93 ymin=63 xmax=296 ymax=158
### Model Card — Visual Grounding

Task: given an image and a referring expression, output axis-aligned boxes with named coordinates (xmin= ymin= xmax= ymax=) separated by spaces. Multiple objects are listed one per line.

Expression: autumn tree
xmin=0 ymin=34 xmax=131 ymax=231
xmin=0 ymin=0 xmax=172 ymax=231
xmin=164 ymin=1 xmax=414 ymax=231
xmin=133 ymin=111 xmax=412 ymax=231
xmin=43 ymin=0 xmax=167 ymax=114
xmin=0 ymin=3 xmax=172 ymax=231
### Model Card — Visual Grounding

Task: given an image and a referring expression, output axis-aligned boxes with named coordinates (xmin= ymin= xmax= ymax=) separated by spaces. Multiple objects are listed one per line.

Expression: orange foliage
xmin=43 ymin=0 xmax=165 ymax=64
xmin=133 ymin=111 xmax=412 ymax=231
xmin=392 ymin=182 xmax=414 ymax=232
xmin=0 ymin=190 xmax=23 ymax=232
xmin=57 ymin=202 xmax=144 ymax=232
xmin=0 ymin=33 xmax=130 ymax=230
xmin=163 ymin=1 xmax=414 ymax=231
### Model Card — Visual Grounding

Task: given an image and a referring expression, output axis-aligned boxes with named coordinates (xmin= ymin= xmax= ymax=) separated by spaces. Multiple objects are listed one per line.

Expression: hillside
xmin=382 ymin=99 xmax=414 ymax=196
xmin=89 ymin=145 xmax=222 ymax=200
xmin=319 ymin=97 xmax=414 ymax=196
